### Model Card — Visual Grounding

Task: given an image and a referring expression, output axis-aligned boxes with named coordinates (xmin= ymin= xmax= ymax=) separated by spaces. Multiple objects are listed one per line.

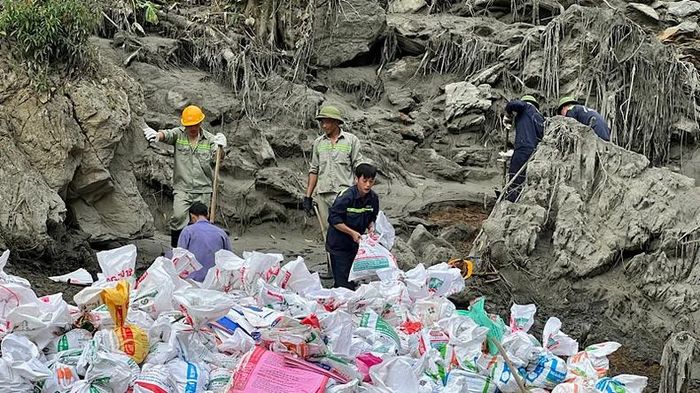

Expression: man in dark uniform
xmin=558 ymin=96 xmax=611 ymax=141
xmin=504 ymin=95 xmax=544 ymax=202
xmin=325 ymin=163 xmax=380 ymax=290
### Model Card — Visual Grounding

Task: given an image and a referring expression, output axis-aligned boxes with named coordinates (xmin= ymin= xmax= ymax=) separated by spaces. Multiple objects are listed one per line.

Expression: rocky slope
xmin=479 ymin=117 xmax=700 ymax=366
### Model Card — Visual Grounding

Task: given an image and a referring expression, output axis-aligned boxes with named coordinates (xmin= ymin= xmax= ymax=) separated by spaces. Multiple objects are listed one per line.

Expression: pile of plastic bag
xmin=0 ymin=238 xmax=648 ymax=393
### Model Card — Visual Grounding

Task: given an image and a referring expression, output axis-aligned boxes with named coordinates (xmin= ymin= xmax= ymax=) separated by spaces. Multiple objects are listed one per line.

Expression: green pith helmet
xmin=521 ymin=95 xmax=539 ymax=108
xmin=557 ymin=96 xmax=579 ymax=113
xmin=315 ymin=105 xmax=344 ymax=123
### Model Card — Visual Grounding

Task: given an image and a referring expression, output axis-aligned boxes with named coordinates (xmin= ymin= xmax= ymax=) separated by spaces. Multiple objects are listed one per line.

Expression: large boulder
xmin=666 ymin=0 xmax=700 ymax=18
xmin=414 ymin=149 xmax=466 ymax=182
xmin=67 ymin=62 xmax=155 ymax=243
xmin=0 ymin=55 xmax=155 ymax=248
xmin=67 ymin=77 xmax=132 ymax=201
xmin=483 ymin=117 xmax=700 ymax=277
xmin=443 ymin=82 xmax=495 ymax=133
xmin=247 ymin=128 xmax=276 ymax=167
xmin=408 ymin=224 xmax=457 ymax=267
xmin=392 ymin=237 xmax=419 ymax=271
xmin=319 ymin=67 xmax=384 ymax=106
xmin=255 ymin=167 xmax=305 ymax=207
xmin=5 ymin=92 xmax=85 ymax=192
xmin=313 ymin=0 xmax=387 ymax=67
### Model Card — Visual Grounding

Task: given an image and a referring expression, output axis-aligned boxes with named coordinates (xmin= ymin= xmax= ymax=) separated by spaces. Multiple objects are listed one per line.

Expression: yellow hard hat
xmin=181 ymin=105 xmax=205 ymax=126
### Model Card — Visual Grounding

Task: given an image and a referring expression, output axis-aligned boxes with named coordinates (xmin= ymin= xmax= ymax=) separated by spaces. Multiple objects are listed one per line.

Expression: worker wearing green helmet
xmin=503 ymin=94 xmax=544 ymax=202
xmin=303 ymin=105 xmax=366 ymax=257
xmin=557 ymin=96 xmax=611 ymax=141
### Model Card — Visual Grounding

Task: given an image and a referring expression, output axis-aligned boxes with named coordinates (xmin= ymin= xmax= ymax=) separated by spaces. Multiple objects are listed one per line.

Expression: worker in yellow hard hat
xmin=144 ymin=105 xmax=227 ymax=247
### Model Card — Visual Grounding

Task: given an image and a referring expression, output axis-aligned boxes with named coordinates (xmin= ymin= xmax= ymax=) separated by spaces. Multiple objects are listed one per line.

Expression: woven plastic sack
xmin=374 ymin=211 xmax=396 ymax=250
xmin=100 ymin=280 xmax=149 ymax=363
xmin=457 ymin=297 xmax=505 ymax=355
xmin=349 ymin=235 xmax=398 ymax=282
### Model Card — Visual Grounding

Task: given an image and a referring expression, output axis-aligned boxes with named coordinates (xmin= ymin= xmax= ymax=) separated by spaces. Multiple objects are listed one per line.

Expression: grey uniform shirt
xmin=309 ymin=131 xmax=364 ymax=195
xmin=161 ymin=127 xmax=218 ymax=193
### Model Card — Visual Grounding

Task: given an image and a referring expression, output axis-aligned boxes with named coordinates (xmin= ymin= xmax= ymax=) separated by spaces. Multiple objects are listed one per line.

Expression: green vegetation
xmin=0 ymin=0 xmax=100 ymax=76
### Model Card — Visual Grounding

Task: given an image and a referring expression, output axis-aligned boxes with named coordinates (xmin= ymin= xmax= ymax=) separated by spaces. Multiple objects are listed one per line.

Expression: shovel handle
xmin=209 ymin=147 xmax=223 ymax=222
xmin=491 ymin=338 xmax=529 ymax=393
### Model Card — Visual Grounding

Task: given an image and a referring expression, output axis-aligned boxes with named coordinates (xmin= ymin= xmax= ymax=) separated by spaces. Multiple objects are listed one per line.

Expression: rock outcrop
xmin=312 ymin=0 xmax=386 ymax=67
xmin=0 ymin=55 xmax=154 ymax=251
xmin=408 ymin=224 xmax=457 ymax=267
xmin=479 ymin=117 xmax=700 ymax=358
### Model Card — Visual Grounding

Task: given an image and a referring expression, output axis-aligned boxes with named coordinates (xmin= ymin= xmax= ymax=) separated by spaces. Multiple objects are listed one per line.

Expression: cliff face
xmin=0 ymin=54 xmax=154 ymax=256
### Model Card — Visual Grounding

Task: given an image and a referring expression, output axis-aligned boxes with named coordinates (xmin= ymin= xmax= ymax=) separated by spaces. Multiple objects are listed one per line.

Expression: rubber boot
xmin=170 ymin=229 xmax=182 ymax=248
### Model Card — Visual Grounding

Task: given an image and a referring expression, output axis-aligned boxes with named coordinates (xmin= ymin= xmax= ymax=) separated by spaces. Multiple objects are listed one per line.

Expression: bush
xmin=0 ymin=0 xmax=100 ymax=74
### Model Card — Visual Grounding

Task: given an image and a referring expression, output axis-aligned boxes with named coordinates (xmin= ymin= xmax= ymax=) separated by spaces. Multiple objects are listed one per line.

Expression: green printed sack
xmin=349 ymin=235 xmax=398 ymax=282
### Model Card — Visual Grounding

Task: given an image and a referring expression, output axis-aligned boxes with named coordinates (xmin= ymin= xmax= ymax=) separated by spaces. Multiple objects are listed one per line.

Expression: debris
xmin=0 ymin=243 xmax=649 ymax=392
xmin=658 ymin=332 xmax=696 ymax=393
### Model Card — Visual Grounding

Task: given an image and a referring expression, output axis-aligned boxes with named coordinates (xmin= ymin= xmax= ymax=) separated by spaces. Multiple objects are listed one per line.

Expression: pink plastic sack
xmin=356 ymin=353 xmax=383 ymax=382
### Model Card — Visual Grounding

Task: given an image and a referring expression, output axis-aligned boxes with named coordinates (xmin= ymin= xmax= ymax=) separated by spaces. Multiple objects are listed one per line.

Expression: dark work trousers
xmin=506 ymin=148 xmax=534 ymax=202
xmin=329 ymin=251 xmax=357 ymax=290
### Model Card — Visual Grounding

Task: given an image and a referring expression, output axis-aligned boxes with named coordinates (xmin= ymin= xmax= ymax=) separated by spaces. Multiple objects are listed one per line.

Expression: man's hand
xmin=351 ymin=231 xmax=362 ymax=243
xmin=503 ymin=115 xmax=512 ymax=129
xmin=212 ymin=133 xmax=227 ymax=148
xmin=302 ymin=196 xmax=315 ymax=216
xmin=143 ymin=127 xmax=159 ymax=143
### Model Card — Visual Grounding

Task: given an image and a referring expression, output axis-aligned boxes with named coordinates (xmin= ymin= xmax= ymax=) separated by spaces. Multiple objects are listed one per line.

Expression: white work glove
xmin=498 ymin=149 xmax=514 ymax=158
xmin=211 ymin=132 xmax=227 ymax=148
xmin=143 ymin=127 xmax=159 ymax=143
xmin=503 ymin=115 xmax=513 ymax=130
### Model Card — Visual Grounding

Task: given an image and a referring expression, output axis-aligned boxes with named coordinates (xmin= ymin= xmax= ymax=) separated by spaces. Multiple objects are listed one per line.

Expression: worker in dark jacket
xmin=326 ymin=163 xmax=379 ymax=290
xmin=557 ymin=96 xmax=610 ymax=141
xmin=504 ymin=95 xmax=544 ymax=202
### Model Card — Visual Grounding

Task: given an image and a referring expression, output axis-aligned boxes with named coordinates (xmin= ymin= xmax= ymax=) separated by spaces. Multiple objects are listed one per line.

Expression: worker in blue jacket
xmin=557 ymin=96 xmax=610 ymax=141
xmin=326 ymin=163 xmax=379 ymax=290
xmin=504 ymin=95 xmax=544 ymax=202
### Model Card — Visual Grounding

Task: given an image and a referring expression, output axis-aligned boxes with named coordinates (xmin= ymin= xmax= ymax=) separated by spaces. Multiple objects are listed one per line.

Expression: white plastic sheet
xmin=49 ymin=269 xmax=94 ymax=285
xmin=543 ymin=317 xmax=579 ymax=356
xmin=96 ymin=244 xmax=137 ymax=284
xmin=273 ymin=257 xmax=322 ymax=295
xmin=0 ymin=250 xmax=31 ymax=287
xmin=509 ymin=303 xmax=536 ymax=333
xmin=374 ymin=211 xmax=396 ymax=250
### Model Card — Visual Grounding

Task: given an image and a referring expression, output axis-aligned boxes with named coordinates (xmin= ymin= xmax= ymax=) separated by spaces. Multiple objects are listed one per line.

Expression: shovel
xmin=491 ymin=338 xmax=529 ymax=393
xmin=313 ymin=204 xmax=334 ymax=279
xmin=209 ymin=146 xmax=223 ymax=223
